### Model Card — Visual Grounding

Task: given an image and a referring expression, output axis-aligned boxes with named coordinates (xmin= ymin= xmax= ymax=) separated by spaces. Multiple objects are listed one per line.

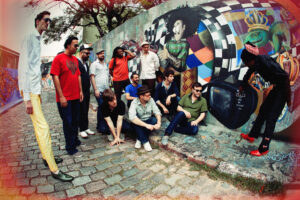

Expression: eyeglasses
xmin=74 ymin=44 xmax=79 ymax=48
xmin=43 ymin=18 xmax=51 ymax=23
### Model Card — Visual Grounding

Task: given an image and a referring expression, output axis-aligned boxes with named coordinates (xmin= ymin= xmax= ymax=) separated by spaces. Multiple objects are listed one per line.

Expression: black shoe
xmin=51 ymin=171 xmax=74 ymax=182
xmin=43 ymin=156 xmax=63 ymax=167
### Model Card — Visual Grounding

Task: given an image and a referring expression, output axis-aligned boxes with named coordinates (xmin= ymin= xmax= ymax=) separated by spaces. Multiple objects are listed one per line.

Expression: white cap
xmin=141 ymin=41 xmax=150 ymax=47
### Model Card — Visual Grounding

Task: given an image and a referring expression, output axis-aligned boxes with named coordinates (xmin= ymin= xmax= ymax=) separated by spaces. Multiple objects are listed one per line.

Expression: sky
xmin=0 ymin=0 xmax=73 ymax=57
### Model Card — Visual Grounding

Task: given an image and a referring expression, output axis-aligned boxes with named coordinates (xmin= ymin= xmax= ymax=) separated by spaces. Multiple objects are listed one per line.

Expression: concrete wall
xmin=89 ymin=0 xmax=300 ymax=133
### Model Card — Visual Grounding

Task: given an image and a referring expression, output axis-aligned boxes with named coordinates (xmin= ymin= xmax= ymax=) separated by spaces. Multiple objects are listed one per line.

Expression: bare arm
xmin=52 ymin=75 xmax=67 ymax=107
xmin=125 ymin=93 xmax=136 ymax=101
xmin=90 ymin=74 xmax=100 ymax=98
xmin=156 ymin=100 xmax=168 ymax=113
xmin=191 ymin=112 xmax=206 ymax=126
xmin=116 ymin=115 xmax=123 ymax=138
xmin=104 ymin=117 xmax=117 ymax=138
xmin=124 ymin=49 xmax=136 ymax=59
xmin=78 ymin=75 xmax=84 ymax=102
xmin=177 ymin=105 xmax=191 ymax=118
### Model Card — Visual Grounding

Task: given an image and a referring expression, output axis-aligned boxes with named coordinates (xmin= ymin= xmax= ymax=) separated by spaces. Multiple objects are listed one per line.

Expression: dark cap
xmin=137 ymin=85 xmax=152 ymax=96
xmin=79 ymin=44 xmax=93 ymax=52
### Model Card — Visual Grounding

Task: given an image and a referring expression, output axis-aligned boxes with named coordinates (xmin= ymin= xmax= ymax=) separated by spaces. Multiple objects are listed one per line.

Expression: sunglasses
xmin=74 ymin=44 xmax=79 ymax=48
xmin=83 ymin=52 xmax=90 ymax=55
xmin=43 ymin=18 xmax=51 ymax=23
xmin=194 ymin=89 xmax=201 ymax=92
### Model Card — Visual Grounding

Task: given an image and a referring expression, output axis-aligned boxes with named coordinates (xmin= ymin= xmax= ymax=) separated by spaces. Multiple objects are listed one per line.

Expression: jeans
xmin=57 ymin=99 xmax=81 ymax=155
xmin=133 ymin=117 xmax=157 ymax=144
xmin=79 ymin=92 xmax=90 ymax=131
xmin=165 ymin=111 xmax=198 ymax=136
xmin=95 ymin=95 xmax=104 ymax=132
xmin=98 ymin=119 xmax=134 ymax=137
xmin=113 ymin=79 xmax=131 ymax=100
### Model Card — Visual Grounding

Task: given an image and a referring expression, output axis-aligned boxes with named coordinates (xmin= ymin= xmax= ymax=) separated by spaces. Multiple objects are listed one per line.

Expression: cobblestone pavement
xmin=0 ymin=92 xmax=288 ymax=199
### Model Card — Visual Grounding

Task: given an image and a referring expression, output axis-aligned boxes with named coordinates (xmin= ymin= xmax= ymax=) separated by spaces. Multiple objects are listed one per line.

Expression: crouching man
xmin=129 ymin=86 xmax=161 ymax=151
xmin=161 ymin=82 xmax=207 ymax=145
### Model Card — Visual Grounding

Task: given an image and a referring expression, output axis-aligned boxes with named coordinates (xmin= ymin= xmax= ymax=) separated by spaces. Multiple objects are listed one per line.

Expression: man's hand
xmin=163 ymin=108 xmax=169 ymax=114
xmin=153 ymin=123 xmax=161 ymax=130
xmin=191 ymin=121 xmax=198 ymax=126
xmin=166 ymin=96 xmax=171 ymax=106
xmin=60 ymin=96 xmax=68 ymax=107
xmin=80 ymin=92 xmax=84 ymax=102
xmin=94 ymin=90 xmax=100 ymax=98
xmin=145 ymin=124 xmax=154 ymax=131
xmin=110 ymin=137 xmax=125 ymax=146
xmin=25 ymin=100 xmax=33 ymax=114
xmin=184 ymin=111 xmax=191 ymax=119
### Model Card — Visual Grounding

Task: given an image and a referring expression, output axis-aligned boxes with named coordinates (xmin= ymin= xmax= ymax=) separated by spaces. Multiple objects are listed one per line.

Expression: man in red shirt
xmin=109 ymin=47 xmax=136 ymax=100
xmin=51 ymin=36 xmax=84 ymax=155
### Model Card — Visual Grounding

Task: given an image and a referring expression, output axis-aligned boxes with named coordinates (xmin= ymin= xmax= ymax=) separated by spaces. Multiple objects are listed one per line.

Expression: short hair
xmin=192 ymin=82 xmax=202 ymax=89
xmin=102 ymin=89 xmax=116 ymax=103
xmin=241 ymin=41 xmax=257 ymax=64
xmin=163 ymin=69 xmax=174 ymax=79
xmin=64 ymin=36 xmax=78 ymax=49
xmin=35 ymin=11 xmax=50 ymax=28
xmin=130 ymin=72 xmax=138 ymax=79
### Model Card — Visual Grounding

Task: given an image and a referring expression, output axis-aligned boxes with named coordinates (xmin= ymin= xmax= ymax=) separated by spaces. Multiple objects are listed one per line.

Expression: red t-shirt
xmin=50 ymin=53 xmax=81 ymax=102
xmin=109 ymin=55 xmax=133 ymax=81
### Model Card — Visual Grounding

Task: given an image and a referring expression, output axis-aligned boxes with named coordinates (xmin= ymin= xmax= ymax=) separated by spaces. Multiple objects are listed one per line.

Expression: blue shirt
xmin=125 ymin=84 xmax=141 ymax=98
xmin=154 ymin=81 xmax=179 ymax=103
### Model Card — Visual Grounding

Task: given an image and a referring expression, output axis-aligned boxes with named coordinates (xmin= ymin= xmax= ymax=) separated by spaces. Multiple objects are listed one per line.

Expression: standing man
xmin=161 ymin=82 xmax=207 ymax=145
xmin=129 ymin=86 xmax=161 ymax=152
xmin=154 ymin=69 xmax=179 ymax=119
xmin=125 ymin=72 xmax=141 ymax=108
xmin=51 ymin=36 xmax=84 ymax=156
xmin=77 ymin=44 xmax=94 ymax=138
xmin=100 ymin=89 xmax=134 ymax=145
xmin=109 ymin=47 xmax=136 ymax=100
xmin=139 ymin=41 xmax=160 ymax=94
xmin=90 ymin=49 xmax=110 ymax=132
xmin=18 ymin=11 xmax=73 ymax=181
xmin=240 ymin=42 xmax=291 ymax=156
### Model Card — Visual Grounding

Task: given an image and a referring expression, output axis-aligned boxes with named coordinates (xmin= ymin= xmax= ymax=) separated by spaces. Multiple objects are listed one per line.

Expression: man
xmin=240 ymin=42 xmax=291 ymax=157
xmin=129 ymin=86 xmax=161 ymax=151
xmin=109 ymin=47 xmax=136 ymax=100
xmin=18 ymin=11 xmax=73 ymax=181
xmin=125 ymin=72 xmax=141 ymax=108
xmin=90 ymin=49 xmax=110 ymax=133
xmin=154 ymin=69 xmax=179 ymax=119
xmin=77 ymin=44 xmax=94 ymax=138
xmin=51 ymin=36 xmax=84 ymax=156
xmin=162 ymin=82 xmax=207 ymax=145
xmin=100 ymin=89 xmax=134 ymax=145
xmin=139 ymin=41 xmax=160 ymax=94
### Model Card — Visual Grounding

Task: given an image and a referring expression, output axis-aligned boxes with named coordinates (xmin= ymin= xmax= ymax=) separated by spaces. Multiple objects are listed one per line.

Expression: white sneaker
xmin=161 ymin=136 xmax=169 ymax=145
xmin=107 ymin=134 xmax=114 ymax=142
xmin=80 ymin=131 xmax=88 ymax=138
xmin=135 ymin=140 xmax=141 ymax=149
xmin=143 ymin=142 xmax=152 ymax=152
xmin=85 ymin=129 xmax=95 ymax=135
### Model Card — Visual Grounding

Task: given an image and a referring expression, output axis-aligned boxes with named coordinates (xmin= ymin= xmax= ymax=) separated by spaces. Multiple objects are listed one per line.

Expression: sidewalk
xmin=0 ymin=89 xmax=298 ymax=199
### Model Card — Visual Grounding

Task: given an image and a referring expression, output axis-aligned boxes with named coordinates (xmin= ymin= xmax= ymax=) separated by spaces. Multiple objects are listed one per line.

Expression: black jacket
xmin=78 ymin=58 xmax=91 ymax=94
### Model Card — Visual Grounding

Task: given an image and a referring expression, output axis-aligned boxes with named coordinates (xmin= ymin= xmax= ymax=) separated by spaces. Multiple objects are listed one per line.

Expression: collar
xmin=162 ymin=81 xmax=171 ymax=88
xmin=188 ymin=93 xmax=201 ymax=100
xmin=34 ymin=28 xmax=41 ymax=38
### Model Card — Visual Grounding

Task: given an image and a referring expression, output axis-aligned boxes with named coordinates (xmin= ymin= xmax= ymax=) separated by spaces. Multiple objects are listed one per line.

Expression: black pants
xmin=249 ymin=86 xmax=287 ymax=152
xmin=113 ymin=79 xmax=130 ymax=100
xmin=142 ymin=79 xmax=156 ymax=95
xmin=79 ymin=92 xmax=90 ymax=132
xmin=157 ymin=97 xmax=178 ymax=116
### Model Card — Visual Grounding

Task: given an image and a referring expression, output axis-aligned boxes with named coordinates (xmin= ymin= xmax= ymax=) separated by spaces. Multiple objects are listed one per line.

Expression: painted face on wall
xmin=245 ymin=29 xmax=269 ymax=48
xmin=172 ymin=20 xmax=186 ymax=41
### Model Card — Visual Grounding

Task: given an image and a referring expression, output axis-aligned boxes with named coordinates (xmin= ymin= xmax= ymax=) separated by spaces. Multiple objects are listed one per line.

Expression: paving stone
xmin=73 ymin=176 xmax=92 ymax=186
xmin=68 ymin=163 xmax=82 ymax=171
xmin=95 ymin=162 xmax=113 ymax=171
xmin=104 ymin=174 xmax=122 ymax=185
xmin=97 ymin=152 xmax=124 ymax=163
xmin=31 ymin=177 xmax=47 ymax=186
xmin=47 ymin=191 xmax=67 ymax=200
xmin=122 ymin=161 xmax=137 ymax=170
xmin=16 ymin=178 xmax=30 ymax=187
xmin=149 ymin=164 xmax=166 ymax=172
xmin=135 ymin=180 xmax=155 ymax=193
xmin=81 ymin=160 xmax=99 ymax=167
xmin=26 ymin=170 xmax=39 ymax=178
xmin=66 ymin=186 xmax=86 ymax=198
xmin=7 ymin=162 xmax=18 ymax=167
xmin=39 ymin=169 xmax=51 ymax=176
xmin=90 ymin=171 xmax=107 ymax=181
xmin=67 ymin=171 xmax=80 ymax=177
xmin=120 ymin=176 xmax=140 ymax=189
xmin=101 ymin=185 xmax=123 ymax=198
xmin=27 ymin=194 xmax=48 ymax=200
xmin=54 ymin=182 xmax=73 ymax=192
xmin=112 ymin=157 xmax=130 ymax=165
xmin=105 ymin=165 xmax=122 ymax=175
xmin=165 ymin=174 xmax=185 ymax=186
xmin=123 ymin=168 xmax=139 ymax=177
xmin=115 ymin=190 xmax=139 ymax=200
xmin=80 ymin=166 xmax=97 ymax=176
xmin=85 ymin=180 xmax=107 ymax=193
xmin=167 ymin=186 xmax=184 ymax=198
xmin=37 ymin=185 xmax=55 ymax=193
xmin=152 ymin=184 xmax=171 ymax=194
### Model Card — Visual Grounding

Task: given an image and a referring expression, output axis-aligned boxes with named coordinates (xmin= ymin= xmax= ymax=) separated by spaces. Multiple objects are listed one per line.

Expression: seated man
xmin=100 ymin=89 xmax=134 ymax=145
xmin=162 ymin=82 xmax=207 ymax=145
xmin=125 ymin=72 xmax=141 ymax=108
xmin=154 ymin=69 xmax=179 ymax=119
xmin=129 ymin=86 xmax=161 ymax=152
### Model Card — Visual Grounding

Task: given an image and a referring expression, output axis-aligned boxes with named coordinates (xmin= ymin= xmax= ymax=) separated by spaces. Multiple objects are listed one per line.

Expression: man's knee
xmin=191 ymin=126 xmax=198 ymax=135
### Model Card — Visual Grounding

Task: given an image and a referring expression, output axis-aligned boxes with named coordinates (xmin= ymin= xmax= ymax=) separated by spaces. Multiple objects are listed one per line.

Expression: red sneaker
xmin=250 ymin=149 xmax=269 ymax=156
xmin=240 ymin=133 xmax=255 ymax=143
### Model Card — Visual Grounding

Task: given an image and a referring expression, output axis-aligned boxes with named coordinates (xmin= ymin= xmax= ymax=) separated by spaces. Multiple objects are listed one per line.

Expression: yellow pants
xmin=29 ymin=94 xmax=58 ymax=172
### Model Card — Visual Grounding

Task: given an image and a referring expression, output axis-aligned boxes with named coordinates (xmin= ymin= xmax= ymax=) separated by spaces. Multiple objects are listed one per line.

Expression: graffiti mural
xmin=93 ymin=0 xmax=300 ymax=133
